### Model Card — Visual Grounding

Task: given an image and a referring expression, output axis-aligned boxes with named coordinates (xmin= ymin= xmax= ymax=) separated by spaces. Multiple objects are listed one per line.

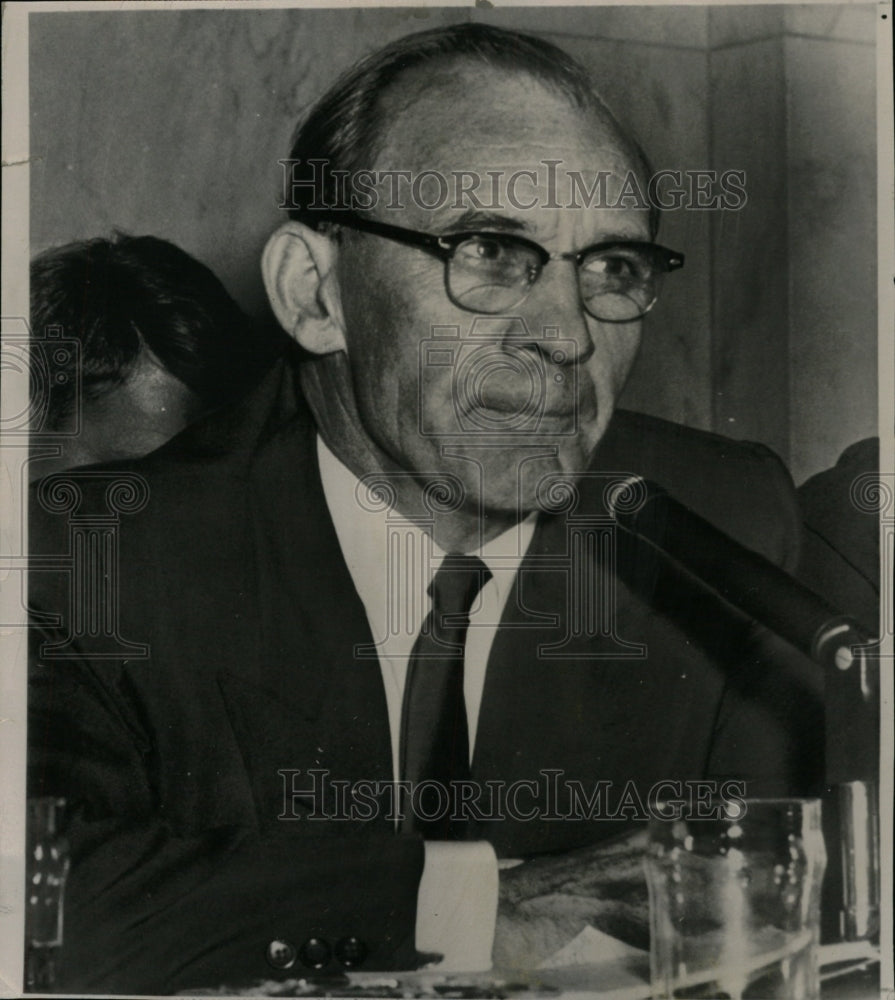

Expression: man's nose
xmin=509 ymin=260 xmax=595 ymax=365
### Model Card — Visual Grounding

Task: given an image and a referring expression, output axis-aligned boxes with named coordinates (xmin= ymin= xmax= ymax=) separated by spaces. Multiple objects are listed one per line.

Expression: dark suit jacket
xmin=28 ymin=354 xmax=822 ymax=994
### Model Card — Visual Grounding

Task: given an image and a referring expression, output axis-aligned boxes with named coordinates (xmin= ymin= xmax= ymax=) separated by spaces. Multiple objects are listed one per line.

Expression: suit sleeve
xmin=28 ymin=638 xmax=427 ymax=995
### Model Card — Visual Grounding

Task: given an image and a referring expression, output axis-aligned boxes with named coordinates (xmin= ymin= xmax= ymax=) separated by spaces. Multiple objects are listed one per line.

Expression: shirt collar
xmin=316 ymin=435 xmax=537 ymax=620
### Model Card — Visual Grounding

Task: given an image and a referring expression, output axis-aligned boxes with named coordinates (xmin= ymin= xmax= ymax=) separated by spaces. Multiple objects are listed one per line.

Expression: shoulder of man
xmin=796 ymin=437 xmax=879 ymax=629
xmin=593 ymin=408 xmax=801 ymax=571
xmin=798 ymin=437 xmax=879 ymax=563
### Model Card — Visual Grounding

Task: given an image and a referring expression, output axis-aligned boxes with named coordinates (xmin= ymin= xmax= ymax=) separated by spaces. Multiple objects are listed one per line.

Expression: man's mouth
xmin=471 ymin=392 xmax=578 ymax=419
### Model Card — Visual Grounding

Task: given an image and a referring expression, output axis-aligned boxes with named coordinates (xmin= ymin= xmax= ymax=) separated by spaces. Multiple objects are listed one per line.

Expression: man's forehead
xmin=372 ymin=61 xmax=634 ymax=178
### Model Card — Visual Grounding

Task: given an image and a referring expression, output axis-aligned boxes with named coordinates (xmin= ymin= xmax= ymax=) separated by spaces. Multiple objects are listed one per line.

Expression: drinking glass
xmin=645 ymin=799 xmax=826 ymax=1000
xmin=25 ymin=797 xmax=69 ymax=990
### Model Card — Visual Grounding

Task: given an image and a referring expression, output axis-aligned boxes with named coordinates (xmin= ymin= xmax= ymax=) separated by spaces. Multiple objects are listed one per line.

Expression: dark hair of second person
xmin=29 ymin=234 xmax=285 ymax=476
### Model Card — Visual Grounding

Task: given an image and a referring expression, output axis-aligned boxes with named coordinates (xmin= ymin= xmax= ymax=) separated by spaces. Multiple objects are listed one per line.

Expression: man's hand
xmin=492 ymin=827 xmax=650 ymax=971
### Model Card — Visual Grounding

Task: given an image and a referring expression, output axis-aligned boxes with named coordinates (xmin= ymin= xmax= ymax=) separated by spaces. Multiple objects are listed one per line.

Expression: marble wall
xmin=29 ymin=5 xmax=879 ymax=482
xmin=783 ymin=6 xmax=879 ymax=482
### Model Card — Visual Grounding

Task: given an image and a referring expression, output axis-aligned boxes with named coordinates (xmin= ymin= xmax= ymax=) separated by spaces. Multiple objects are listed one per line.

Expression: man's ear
xmin=261 ymin=221 xmax=347 ymax=355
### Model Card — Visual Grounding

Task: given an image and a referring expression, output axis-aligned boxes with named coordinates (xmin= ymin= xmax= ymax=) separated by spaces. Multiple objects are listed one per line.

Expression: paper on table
xmin=538 ymin=925 xmax=646 ymax=969
xmin=533 ymin=932 xmax=651 ymax=1000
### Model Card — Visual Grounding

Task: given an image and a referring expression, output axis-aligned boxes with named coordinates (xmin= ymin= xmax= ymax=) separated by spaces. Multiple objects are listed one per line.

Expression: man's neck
xmin=300 ymin=358 xmax=525 ymax=553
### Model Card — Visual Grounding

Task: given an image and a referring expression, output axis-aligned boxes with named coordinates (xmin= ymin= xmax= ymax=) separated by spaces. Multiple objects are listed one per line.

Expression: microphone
xmin=607 ymin=478 xmax=881 ymax=938
xmin=606 ymin=476 xmax=870 ymax=672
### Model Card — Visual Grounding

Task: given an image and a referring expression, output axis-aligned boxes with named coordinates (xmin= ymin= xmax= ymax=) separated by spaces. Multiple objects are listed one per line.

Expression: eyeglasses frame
xmin=312 ymin=210 xmax=685 ymax=322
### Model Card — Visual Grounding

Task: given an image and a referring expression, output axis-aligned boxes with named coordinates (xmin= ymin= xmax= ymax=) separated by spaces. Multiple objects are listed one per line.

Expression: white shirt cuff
xmin=415 ymin=840 xmax=498 ymax=972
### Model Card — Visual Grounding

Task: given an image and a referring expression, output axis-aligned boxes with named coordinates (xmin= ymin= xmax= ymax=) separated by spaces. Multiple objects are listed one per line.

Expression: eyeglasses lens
xmin=448 ymin=236 xmax=660 ymax=321
xmin=579 ymin=248 xmax=660 ymax=322
xmin=448 ymin=236 xmax=540 ymax=313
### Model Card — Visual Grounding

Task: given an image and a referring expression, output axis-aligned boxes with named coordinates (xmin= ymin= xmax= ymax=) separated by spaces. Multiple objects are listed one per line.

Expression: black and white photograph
xmin=0 ymin=2 xmax=892 ymax=997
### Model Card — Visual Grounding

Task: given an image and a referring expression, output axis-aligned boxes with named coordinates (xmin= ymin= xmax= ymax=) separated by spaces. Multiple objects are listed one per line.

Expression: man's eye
xmin=457 ymin=236 xmax=513 ymax=262
xmin=583 ymin=252 xmax=646 ymax=281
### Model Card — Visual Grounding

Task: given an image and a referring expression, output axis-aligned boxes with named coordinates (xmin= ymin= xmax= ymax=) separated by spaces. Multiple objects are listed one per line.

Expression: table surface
xmin=821 ymin=964 xmax=881 ymax=1000
xmin=193 ymin=946 xmax=882 ymax=999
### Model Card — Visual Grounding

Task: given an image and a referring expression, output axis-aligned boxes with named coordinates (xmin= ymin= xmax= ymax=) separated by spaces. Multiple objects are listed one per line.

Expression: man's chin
xmin=430 ymin=444 xmax=598 ymax=521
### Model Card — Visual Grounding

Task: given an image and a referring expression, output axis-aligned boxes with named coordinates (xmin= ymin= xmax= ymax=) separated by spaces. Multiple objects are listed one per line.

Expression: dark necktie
xmin=400 ymin=553 xmax=491 ymax=839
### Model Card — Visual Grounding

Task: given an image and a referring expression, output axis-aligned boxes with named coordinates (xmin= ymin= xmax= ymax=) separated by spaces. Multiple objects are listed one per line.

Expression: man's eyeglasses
xmin=318 ymin=212 xmax=684 ymax=323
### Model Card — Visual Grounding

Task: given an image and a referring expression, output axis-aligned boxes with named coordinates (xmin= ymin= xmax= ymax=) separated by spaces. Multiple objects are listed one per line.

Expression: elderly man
xmin=28 ymin=23 xmax=821 ymax=994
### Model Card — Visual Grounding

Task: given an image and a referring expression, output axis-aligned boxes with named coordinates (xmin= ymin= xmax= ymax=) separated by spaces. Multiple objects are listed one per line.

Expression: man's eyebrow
xmin=441 ymin=210 xmax=529 ymax=234
xmin=584 ymin=232 xmax=653 ymax=246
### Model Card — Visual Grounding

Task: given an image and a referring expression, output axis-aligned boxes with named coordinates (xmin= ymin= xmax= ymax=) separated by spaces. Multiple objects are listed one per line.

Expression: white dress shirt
xmin=317 ymin=436 xmax=537 ymax=970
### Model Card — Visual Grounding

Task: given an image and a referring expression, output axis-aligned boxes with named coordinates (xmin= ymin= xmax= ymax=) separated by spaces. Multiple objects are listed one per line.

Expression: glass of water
xmin=645 ymin=799 xmax=826 ymax=1000
xmin=26 ymin=797 xmax=70 ymax=990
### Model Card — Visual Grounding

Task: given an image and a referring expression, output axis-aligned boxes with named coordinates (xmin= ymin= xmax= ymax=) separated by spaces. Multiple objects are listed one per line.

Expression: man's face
xmin=333 ymin=65 xmax=651 ymax=519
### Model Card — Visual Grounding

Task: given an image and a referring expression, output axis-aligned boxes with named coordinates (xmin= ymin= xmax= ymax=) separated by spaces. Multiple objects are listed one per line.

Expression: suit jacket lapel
xmin=218 ymin=388 xmax=394 ymax=822
xmin=474 ymin=508 xmax=640 ymax=773
xmin=471 ymin=453 xmax=737 ymax=856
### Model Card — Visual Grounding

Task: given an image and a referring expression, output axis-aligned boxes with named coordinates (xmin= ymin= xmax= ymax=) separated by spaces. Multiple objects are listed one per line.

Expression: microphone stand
xmin=609 ymin=478 xmax=881 ymax=946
